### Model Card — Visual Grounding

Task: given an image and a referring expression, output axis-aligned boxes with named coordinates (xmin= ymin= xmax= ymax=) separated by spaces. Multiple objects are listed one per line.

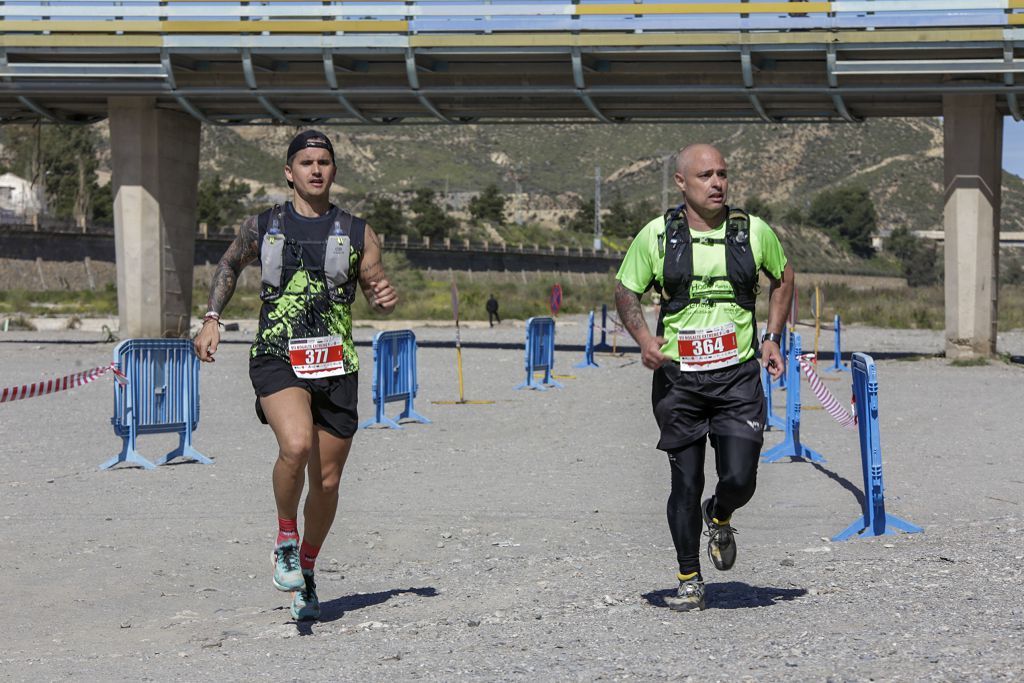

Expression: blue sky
xmin=1006 ymin=117 xmax=1024 ymax=178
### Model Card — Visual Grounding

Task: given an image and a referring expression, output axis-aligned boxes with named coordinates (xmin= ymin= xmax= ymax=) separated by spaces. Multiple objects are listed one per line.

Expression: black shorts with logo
xmin=249 ymin=355 xmax=359 ymax=439
xmin=651 ymin=357 xmax=766 ymax=452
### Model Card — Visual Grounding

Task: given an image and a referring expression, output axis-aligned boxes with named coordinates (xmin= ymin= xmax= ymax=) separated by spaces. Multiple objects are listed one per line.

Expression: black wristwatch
xmin=761 ymin=332 xmax=783 ymax=344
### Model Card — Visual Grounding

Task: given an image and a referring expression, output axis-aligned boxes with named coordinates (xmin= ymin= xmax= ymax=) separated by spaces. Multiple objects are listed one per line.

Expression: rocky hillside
xmin=174 ymin=118 xmax=1024 ymax=235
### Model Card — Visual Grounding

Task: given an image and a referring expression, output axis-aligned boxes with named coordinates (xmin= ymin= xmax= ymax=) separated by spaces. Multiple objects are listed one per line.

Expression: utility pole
xmin=593 ymin=165 xmax=602 ymax=251
xmin=662 ymin=152 xmax=673 ymax=211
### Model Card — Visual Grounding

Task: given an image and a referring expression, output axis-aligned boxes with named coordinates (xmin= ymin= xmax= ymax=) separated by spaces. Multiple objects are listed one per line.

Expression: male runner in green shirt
xmin=615 ymin=143 xmax=794 ymax=611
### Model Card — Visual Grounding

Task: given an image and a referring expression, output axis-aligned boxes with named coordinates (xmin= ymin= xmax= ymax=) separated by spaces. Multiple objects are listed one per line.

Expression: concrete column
xmin=943 ymin=94 xmax=1003 ymax=359
xmin=109 ymin=97 xmax=201 ymax=337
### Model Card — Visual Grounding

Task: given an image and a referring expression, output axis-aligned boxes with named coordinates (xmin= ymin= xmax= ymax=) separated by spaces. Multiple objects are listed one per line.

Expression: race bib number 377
xmin=288 ymin=335 xmax=347 ymax=379
xmin=677 ymin=323 xmax=740 ymax=372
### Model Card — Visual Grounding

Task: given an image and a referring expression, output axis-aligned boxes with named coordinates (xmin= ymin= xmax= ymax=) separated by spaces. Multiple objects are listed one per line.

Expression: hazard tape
xmin=0 ymin=363 xmax=128 ymax=404
xmin=797 ymin=354 xmax=856 ymax=430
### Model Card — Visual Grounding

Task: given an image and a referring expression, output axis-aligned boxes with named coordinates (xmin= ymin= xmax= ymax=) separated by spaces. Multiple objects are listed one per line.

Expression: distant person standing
xmin=486 ymin=294 xmax=501 ymax=327
xmin=614 ymin=143 xmax=794 ymax=612
xmin=193 ymin=130 xmax=398 ymax=621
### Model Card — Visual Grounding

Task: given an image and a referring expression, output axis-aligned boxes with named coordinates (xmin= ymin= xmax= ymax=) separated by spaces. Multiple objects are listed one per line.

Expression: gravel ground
xmin=1 ymin=314 xmax=1022 ymax=682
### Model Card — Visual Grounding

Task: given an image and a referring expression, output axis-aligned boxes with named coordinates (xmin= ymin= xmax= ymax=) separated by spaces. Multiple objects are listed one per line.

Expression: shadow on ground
xmin=295 ymin=586 xmax=438 ymax=634
xmin=643 ymin=582 xmax=807 ymax=610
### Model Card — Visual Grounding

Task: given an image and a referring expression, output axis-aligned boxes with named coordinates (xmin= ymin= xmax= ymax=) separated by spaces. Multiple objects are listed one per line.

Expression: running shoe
xmin=291 ymin=569 xmax=320 ymax=621
xmin=702 ymin=497 xmax=737 ymax=571
xmin=272 ymin=539 xmax=304 ymax=592
xmin=665 ymin=577 xmax=705 ymax=612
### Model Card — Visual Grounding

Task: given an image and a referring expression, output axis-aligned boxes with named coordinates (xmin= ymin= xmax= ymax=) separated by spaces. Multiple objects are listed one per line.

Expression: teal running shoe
xmin=291 ymin=570 xmax=320 ymax=621
xmin=272 ymin=539 xmax=304 ymax=592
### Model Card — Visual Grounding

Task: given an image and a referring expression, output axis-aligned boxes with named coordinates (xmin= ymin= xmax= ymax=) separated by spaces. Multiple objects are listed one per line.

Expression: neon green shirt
xmin=616 ymin=212 xmax=788 ymax=363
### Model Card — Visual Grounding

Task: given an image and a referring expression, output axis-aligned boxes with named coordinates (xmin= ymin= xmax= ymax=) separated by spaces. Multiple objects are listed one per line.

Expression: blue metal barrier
xmin=102 ymin=339 xmax=211 ymax=470
xmin=761 ymin=364 xmax=786 ymax=431
xmin=574 ymin=310 xmax=599 ymax=369
xmin=761 ymin=332 xmax=826 ymax=464
xmin=772 ymin=329 xmax=788 ymax=391
xmin=593 ymin=304 xmax=612 ymax=352
xmin=825 ymin=314 xmax=850 ymax=373
xmin=516 ymin=316 xmax=563 ymax=390
xmin=833 ymin=353 xmax=922 ymax=541
xmin=360 ymin=330 xmax=430 ymax=430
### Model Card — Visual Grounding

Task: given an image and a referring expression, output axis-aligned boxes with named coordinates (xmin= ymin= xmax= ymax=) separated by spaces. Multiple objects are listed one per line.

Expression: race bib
xmin=288 ymin=335 xmax=347 ymax=379
xmin=677 ymin=323 xmax=739 ymax=371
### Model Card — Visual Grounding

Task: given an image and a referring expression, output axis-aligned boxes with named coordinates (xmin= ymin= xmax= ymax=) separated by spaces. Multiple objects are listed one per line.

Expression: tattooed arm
xmin=193 ymin=215 xmax=260 ymax=362
xmin=615 ymin=280 xmax=669 ymax=370
xmin=358 ymin=224 xmax=398 ymax=315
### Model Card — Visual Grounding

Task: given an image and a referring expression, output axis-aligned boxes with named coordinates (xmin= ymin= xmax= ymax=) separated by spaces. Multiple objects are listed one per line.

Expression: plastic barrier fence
xmin=832 ymin=353 xmax=922 ymax=541
xmin=761 ymin=331 xmax=826 ymax=464
xmin=761 ymin=364 xmax=786 ymax=431
xmin=574 ymin=310 xmax=599 ymax=369
xmin=516 ymin=316 xmax=563 ymax=390
xmin=360 ymin=330 xmax=430 ymax=430
xmin=825 ymin=313 xmax=850 ymax=373
xmin=103 ymin=339 xmax=211 ymax=470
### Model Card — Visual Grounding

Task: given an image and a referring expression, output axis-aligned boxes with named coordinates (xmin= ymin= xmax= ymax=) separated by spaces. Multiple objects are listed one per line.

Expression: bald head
xmin=673 ymin=143 xmax=728 ymax=224
xmin=675 ymin=144 xmax=725 ymax=176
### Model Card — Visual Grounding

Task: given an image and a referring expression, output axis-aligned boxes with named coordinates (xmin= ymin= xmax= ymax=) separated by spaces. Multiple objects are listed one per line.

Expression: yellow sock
xmin=713 ymin=516 xmax=730 ymax=526
xmin=677 ymin=571 xmax=699 ymax=582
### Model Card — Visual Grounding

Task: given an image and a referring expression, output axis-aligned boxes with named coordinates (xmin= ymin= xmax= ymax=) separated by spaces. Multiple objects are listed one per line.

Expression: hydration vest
xmin=654 ymin=204 xmax=759 ymax=332
xmin=258 ymin=203 xmax=365 ymax=304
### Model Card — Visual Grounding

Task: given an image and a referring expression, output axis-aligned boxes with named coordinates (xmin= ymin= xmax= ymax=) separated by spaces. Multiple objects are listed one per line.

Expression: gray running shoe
xmin=290 ymin=569 xmax=320 ymax=621
xmin=665 ymin=577 xmax=706 ymax=612
xmin=272 ymin=539 xmax=304 ymax=592
xmin=702 ymin=497 xmax=737 ymax=571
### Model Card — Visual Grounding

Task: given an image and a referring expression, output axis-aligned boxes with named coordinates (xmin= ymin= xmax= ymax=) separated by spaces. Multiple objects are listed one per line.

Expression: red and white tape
xmin=0 ymin=363 xmax=128 ymax=404
xmin=797 ymin=354 xmax=857 ymax=430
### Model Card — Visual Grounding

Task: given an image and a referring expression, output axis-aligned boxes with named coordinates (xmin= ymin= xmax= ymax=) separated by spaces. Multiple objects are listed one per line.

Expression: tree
xmin=563 ymin=195 xmax=596 ymax=234
xmin=409 ymin=188 xmax=457 ymax=242
xmin=3 ymin=124 xmax=102 ymax=224
xmin=886 ymin=227 xmax=940 ymax=287
xmin=196 ymin=174 xmax=251 ymax=232
xmin=602 ymin=198 xmax=656 ymax=238
xmin=468 ymin=184 xmax=507 ymax=225
xmin=364 ymin=195 xmax=407 ymax=237
xmin=808 ymin=186 xmax=877 ymax=258
xmin=91 ymin=183 xmax=113 ymax=226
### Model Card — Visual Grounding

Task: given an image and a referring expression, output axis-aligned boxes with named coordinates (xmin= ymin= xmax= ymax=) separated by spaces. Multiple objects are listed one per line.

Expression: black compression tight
xmin=666 ymin=435 xmax=761 ymax=576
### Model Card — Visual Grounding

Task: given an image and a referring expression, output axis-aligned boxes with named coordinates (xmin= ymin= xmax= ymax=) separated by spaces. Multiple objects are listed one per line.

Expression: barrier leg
xmin=574 ymin=311 xmax=600 ymax=369
xmin=158 ymin=369 xmax=213 ymax=465
xmin=761 ymin=333 xmax=826 ymax=464
xmin=826 ymin=314 xmax=850 ymax=374
xmin=361 ymin=396 xmax=403 ymax=429
xmin=100 ymin=431 xmax=157 ymax=470
xmin=395 ymin=397 xmax=431 ymax=425
xmin=594 ymin=304 xmax=612 ymax=352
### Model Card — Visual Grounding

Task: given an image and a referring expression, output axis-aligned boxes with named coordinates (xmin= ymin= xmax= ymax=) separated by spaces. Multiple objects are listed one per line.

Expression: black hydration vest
xmin=655 ymin=204 xmax=759 ymax=334
xmin=257 ymin=203 xmax=366 ymax=304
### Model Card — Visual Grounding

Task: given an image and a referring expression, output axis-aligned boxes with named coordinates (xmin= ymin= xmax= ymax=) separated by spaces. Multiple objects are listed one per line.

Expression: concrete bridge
xmin=1 ymin=0 xmax=1021 ymax=357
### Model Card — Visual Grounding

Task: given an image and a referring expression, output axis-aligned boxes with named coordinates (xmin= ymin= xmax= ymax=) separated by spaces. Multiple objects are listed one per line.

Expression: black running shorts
xmin=249 ymin=355 xmax=359 ymax=439
xmin=651 ymin=358 xmax=766 ymax=451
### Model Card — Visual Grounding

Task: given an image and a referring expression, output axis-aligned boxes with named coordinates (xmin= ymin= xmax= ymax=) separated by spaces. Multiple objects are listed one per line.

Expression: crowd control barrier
xmin=360 ymin=330 xmax=430 ymax=430
xmin=103 ymin=339 xmax=212 ymax=470
xmin=825 ymin=314 xmax=850 ymax=373
xmin=761 ymin=365 xmax=786 ymax=431
xmin=516 ymin=316 xmax=563 ymax=390
xmin=593 ymin=304 xmax=613 ymax=352
xmin=574 ymin=310 xmax=599 ymax=369
xmin=832 ymin=353 xmax=922 ymax=541
xmin=761 ymin=332 xmax=826 ymax=464
xmin=772 ymin=330 xmax=788 ymax=391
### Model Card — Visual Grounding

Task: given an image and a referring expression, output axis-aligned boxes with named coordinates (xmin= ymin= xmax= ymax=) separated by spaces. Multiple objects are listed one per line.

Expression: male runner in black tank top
xmin=194 ymin=130 xmax=398 ymax=621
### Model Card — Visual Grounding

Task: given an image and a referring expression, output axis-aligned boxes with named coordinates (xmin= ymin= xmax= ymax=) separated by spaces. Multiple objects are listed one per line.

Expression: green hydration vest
xmin=655 ymin=203 xmax=759 ymax=341
xmin=258 ymin=203 xmax=365 ymax=305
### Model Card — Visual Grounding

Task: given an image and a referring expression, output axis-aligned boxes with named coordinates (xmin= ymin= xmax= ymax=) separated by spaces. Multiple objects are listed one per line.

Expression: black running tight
xmin=666 ymin=435 xmax=761 ymax=576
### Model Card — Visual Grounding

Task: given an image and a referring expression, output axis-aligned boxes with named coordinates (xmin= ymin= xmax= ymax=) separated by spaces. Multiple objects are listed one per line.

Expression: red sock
xmin=299 ymin=540 xmax=320 ymax=571
xmin=277 ymin=518 xmax=299 ymax=546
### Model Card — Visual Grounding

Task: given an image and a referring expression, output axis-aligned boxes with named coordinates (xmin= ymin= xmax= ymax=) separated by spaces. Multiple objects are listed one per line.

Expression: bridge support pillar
xmin=942 ymin=94 xmax=1003 ymax=359
xmin=109 ymin=97 xmax=201 ymax=337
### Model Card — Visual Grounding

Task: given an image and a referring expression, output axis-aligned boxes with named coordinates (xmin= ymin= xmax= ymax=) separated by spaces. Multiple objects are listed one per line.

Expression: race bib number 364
xmin=677 ymin=323 xmax=739 ymax=372
xmin=288 ymin=335 xmax=347 ymax=379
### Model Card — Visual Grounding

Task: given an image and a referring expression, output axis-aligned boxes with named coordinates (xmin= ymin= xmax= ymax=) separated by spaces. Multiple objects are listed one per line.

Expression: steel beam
xmin=741 ymin=46 xmax=775 ymax=123
xmin=405 ymin=48 xmax=454 ymax=123
xmin=161 ymin=50 xmax=212 ymax=125
xmin=241 ymin=48 xmax=295 ymax=124
xmin=571 ymin=48 xmax=614 ymax=124
xmin=321 ymin=49 xmax=372 ymax=124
